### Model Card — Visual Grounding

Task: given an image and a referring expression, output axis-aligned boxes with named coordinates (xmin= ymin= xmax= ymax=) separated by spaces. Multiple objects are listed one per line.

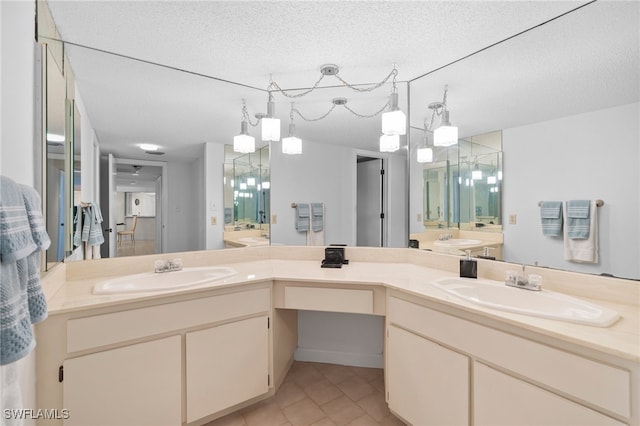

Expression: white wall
xmin=270 ymin=139 xmax=357 ymax=246
xmin=165 ymin=160 xmax=201 ymax=253
xmin=295 ymin=312 xmax=384 ymax=368
xmin=503 ymin=102 xmax=639 ymax=279
xmin=0 ymin=1 xmax=38 ymax=423
xmin=74 ymin=85 xmax=100 ymax=204
xmin=204 ymin=143 xmax=225 ymax=250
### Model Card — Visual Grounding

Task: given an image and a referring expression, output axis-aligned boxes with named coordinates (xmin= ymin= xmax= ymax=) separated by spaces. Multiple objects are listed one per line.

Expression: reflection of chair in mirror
xmin=117 ymin=215 xmax=138 ymax=244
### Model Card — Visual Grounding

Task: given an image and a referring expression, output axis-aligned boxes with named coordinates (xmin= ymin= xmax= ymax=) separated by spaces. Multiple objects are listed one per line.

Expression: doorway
xmin=356 ymin=156 xmax=384 ymax=247
xmin=100 ymin=156 xmax=167 ymax=257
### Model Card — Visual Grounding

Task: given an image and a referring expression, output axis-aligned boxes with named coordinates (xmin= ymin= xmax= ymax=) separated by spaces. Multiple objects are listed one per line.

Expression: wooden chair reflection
xmin=117 ymin=215 xmax=138 ymax=244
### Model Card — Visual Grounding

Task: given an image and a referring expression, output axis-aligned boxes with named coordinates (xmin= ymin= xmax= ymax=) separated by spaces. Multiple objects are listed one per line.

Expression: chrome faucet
xmin=505 ymin=264 xmax=542 ymax=291
xmin=154 ymin=258 xmax=183 ymax=273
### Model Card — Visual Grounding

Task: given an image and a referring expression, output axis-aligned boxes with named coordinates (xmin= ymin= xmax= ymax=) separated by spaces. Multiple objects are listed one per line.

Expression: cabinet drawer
xmin=67 ymin=287 xmax=270 ymax=353
xmin=284 ymin=286 xmax=373 ymax=314
xmin=388 ymin=297 xmax=630 ymax=419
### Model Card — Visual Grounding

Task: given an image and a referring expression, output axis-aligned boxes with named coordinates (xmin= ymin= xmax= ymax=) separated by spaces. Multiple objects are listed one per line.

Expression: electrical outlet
xmin=417 ymin=213 xmax=422 ymax=222
xmin=210 ymin=216 xmax=217 ymax=226
xmin=271 ymin=214 xmax=277 ymax=224
xmin=509 ymin=214 xmax=517 ymax=225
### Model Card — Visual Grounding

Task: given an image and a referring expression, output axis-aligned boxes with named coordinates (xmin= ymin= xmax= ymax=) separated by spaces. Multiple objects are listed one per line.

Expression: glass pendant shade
xmin=381 ymin=92 xmax=406 ymax=135
xmin=433 ymin=125 xmax=458 ymax=147
xmin=472 ymin=169 xmax=483 ymax=180
xmin=282 ymin=136 xmax=302 ymax=155
xmin=382 ymin=110 xmax=406 ymax=136
xmin=417 ymin=147 xmax=433 ymax=163
xmin=233 ymin=121 xmax=255 ymax=153
xmin=261 ymin=98 xmax=280 ymax=141
xmin=433 ymin=110 xmax=458 ymax=147
xmin=379 ymin=134 xmax=400 ymax=152
xmin=282 ymin=123 xmax=302 ymax=155
xmin=487 ymin=176 xmax=497 ymax=184
xmin=261 ymin=117 xmax=280 ymax=141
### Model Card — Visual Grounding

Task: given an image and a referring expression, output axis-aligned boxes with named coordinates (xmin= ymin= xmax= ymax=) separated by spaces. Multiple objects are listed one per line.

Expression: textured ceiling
xmin=46 ymin=0 xmax=640 ymax=166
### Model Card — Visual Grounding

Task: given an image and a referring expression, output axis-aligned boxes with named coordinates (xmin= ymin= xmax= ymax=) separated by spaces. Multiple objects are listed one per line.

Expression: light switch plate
xmin=271 ymin=214 xmax=277 ymax=224
xmin=509 ymin=214 xmax=517 ymax=224
xmin=210 ymin=216 xmax=217 ymax=225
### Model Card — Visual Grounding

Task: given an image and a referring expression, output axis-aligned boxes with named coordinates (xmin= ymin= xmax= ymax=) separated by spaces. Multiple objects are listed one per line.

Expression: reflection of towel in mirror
xmin=311 ymin=203 xmax=324 ymax=232
xmin=295 ymin=203 xmax=310 ymax=232
xmin=563 ymin=200 xmax=598 ymax=263
xmin=0 ymin=176 xmax=50 ymax=365
xmin=540 ymin=201 xmax=563 ymax=237
xmin=566 ymin=200 xmax=591 ymax=239
xmin=84 ymin=204 xmax=104 ymax=246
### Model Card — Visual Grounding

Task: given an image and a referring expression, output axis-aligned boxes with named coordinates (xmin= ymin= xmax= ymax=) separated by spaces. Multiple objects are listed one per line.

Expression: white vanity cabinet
xmin=474 ymin=362 xmax=624 ymax=425
xmin=386 ymin=293 xmax=631 ymax=426
xmin=386 ymin=324 xmax=469 ymax=426
xmin=38 ymin=285 xmax=272 ymax=426
xmin=186 ymin=315 xmax=269 ymax=423
xmin=63 ymin=336 xmax=182 ymax=426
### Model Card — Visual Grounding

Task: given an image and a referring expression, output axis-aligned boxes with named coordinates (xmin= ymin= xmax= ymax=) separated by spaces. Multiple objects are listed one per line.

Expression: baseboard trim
xmin=294 ymin=348 xmax=384 ymax=368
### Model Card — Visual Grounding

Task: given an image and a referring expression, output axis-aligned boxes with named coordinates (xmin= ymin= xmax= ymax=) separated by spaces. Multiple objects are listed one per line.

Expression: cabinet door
xmin=386 ymin=324 xmax=469 ymax=426
xmin=186 ymin=315 xmax=269 ymax=423
xmin=474 ymin=362 xmax=624 ymax=426
xmin=63 ymin=335 xmax=182 ymax=426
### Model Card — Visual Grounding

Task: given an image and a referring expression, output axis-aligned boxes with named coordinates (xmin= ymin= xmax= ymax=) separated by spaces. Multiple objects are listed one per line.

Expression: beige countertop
xmin=42 ymin=246 xmax=640 ymax=363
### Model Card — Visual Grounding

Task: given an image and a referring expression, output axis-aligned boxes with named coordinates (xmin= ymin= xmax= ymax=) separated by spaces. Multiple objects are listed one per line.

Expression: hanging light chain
xmin=268 ymin=73 xmax=327 ymax=98
xmin=334 ymin=66 xmax=398 ymax=93
xmin=241 ymin=99 xmax=261 ymax=127
xmin=292 ymin=104 xmax=337 ymax=122
xmin=342 ymin=99 xmax=390 ymax=118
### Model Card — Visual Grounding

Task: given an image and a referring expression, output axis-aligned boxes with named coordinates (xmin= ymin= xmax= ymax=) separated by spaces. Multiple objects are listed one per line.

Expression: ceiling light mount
xmin=427 ymin=102 xmax=444 ymax=111
xmin=332 ymin=97 xmax=347 ymax=106
xmin=320 ymin=64 xmax=340 ymax=76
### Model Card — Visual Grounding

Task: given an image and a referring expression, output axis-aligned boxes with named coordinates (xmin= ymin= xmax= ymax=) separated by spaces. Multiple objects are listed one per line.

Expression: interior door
xmin=99 ymin=153 xmax=117 ymax=257
xmin=357 ymin=157 xmax=383 ymax=247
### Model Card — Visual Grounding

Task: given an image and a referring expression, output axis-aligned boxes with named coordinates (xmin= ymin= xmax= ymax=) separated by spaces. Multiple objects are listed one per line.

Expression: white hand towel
xmin=563 ymin=200 xmax=598 ymax=263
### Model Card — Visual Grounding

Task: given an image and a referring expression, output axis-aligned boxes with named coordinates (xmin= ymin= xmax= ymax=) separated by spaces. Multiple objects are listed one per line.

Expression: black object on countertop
xmin=321 ymin=245 xmax=349 ymax=268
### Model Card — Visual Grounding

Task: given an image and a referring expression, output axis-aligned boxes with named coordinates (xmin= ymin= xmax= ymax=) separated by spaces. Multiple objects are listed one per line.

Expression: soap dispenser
xmin=460 ymin=250 xmax=478 ymax=279
xmin=477 ymin=247 xmax=496 ymax=260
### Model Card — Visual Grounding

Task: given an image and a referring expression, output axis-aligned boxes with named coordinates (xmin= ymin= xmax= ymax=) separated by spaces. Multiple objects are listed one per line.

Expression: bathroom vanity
xmin=36 ymin=246 xmax=638 ymax=426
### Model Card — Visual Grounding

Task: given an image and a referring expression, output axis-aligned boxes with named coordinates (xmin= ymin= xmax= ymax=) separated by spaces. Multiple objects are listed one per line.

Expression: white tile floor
xmin=205 ymin=361 xmax=405 ymax=426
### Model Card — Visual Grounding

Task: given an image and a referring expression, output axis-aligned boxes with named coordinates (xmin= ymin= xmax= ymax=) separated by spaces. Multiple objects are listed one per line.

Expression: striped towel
xmin=295 ymin=203 xmax=309 ymax=232
xmin=0 ymin=176 xmax=50 ymax=365
xmin=566 ymin=200 xmax=591 ymax=239
xmin=311 ymin=203 xmax=324 ymax=232
xmin=540 ymin=201 xmax=563 ymax=237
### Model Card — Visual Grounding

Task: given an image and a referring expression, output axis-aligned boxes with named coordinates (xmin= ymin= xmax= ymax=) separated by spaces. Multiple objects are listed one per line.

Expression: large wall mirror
xmin=43 ymin=1 xmax=638 ymax=279
xmin=44 ymin=44 xmax=68 ymax=265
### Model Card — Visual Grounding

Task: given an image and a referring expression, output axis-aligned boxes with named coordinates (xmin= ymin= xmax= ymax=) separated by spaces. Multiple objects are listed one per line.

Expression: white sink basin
xmin=432 ymin=277 xmax=620 ymax=327
xmin=237 ymin=237 xmax=270 ymax=246
xmin=93 ymin=266 xmax=237 ymax=294
xmin=433 ymin=238 xmax=482 ymax=247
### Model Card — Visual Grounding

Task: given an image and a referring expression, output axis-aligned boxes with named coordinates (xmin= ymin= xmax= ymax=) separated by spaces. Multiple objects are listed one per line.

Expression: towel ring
xmin=538 ymin=200 xmax=604 ymax=207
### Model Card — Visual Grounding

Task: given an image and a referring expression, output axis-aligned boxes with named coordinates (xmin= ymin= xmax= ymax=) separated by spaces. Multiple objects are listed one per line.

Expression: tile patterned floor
xmin=205 ymin=361 xmax=406 ymax=426
xmin=116 ymin=239 xmax=156 ymax=257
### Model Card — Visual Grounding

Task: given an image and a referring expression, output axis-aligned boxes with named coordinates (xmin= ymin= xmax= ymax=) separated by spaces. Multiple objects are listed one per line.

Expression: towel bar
xmin=538 ymin=200 xmax=604 ymax=207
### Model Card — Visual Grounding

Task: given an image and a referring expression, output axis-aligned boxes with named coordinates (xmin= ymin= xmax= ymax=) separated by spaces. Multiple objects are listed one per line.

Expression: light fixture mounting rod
xmin=320 ymin=64 xmax=340 ymax=76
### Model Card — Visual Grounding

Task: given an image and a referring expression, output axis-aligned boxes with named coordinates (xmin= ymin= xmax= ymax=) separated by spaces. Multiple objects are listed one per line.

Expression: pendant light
xmin=380 ymin=134 xmax=400 ymax=152
xmin=381 ymin=92 xmax=406 ymax=136
xmin=417 ymin=131 xmax=433 ymax=163
xmin=282 ymin=103 xmax=302 ymax=155
xmin=434 ymin=109 xmax=458 ymax=147
xmin=427 ymin=85 xmax=458 ymax=147
xmin=234 ymin=100 xmax=256 ymax=153
xmin=233 ymin=119 xmax=255 ymax=153
xmin=261 ymin=91 xmax=280 ymax=141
